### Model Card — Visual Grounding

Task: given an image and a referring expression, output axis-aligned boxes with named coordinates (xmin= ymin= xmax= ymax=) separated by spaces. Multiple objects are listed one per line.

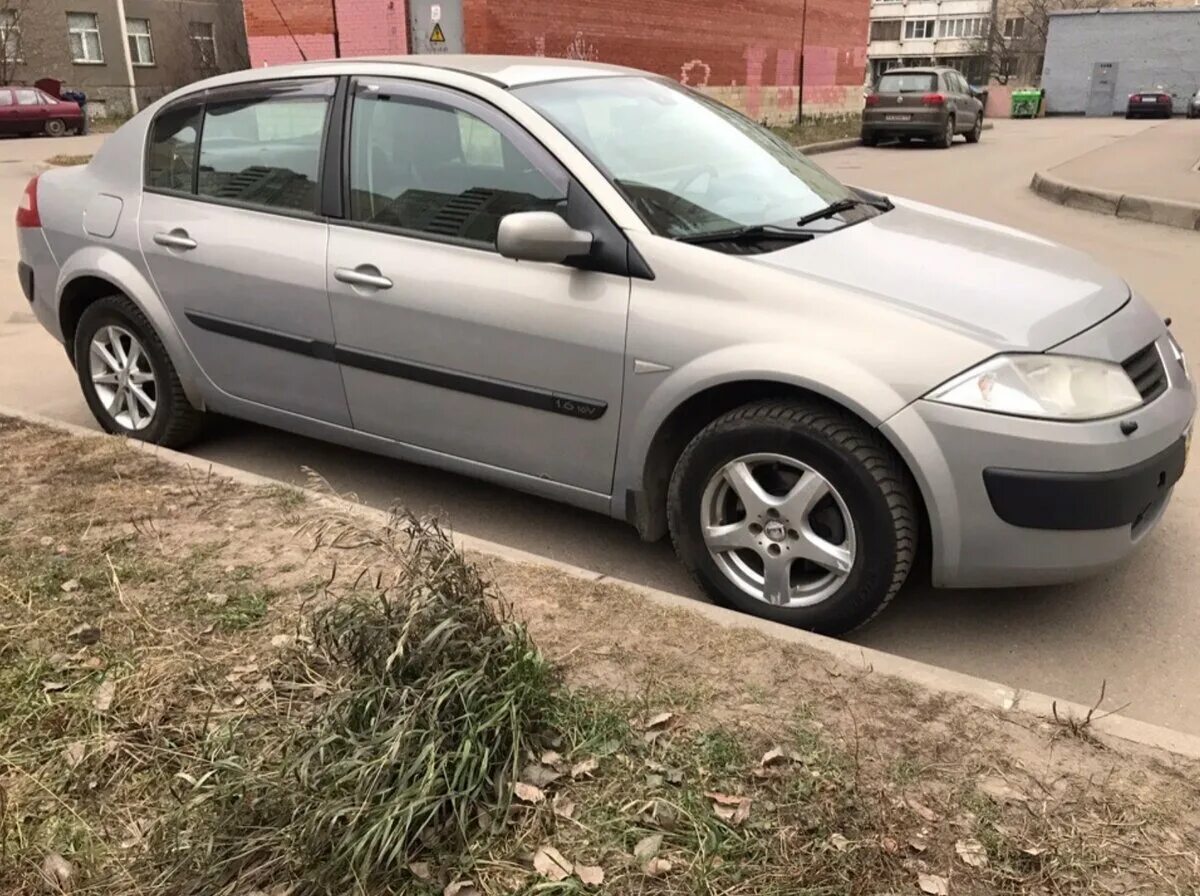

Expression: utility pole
xmin=797 ymin=0 xmax=808 ymax=123
xmin=114 ymin=0 xmax=138 ymax=114
xmin=330 ymin=0 xmax=342 ymax=57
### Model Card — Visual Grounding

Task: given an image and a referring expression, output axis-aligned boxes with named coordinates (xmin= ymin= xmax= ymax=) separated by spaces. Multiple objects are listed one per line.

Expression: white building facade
xmin=868 ymin=0 xmax=998 ymax=85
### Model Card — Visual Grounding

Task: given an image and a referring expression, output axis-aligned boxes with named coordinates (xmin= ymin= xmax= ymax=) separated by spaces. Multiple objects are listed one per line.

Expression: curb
xmin=6 ymin=404 xmax=1200 ymax=761
xmin=1031 ymin=170 xmax=1200 ymax=231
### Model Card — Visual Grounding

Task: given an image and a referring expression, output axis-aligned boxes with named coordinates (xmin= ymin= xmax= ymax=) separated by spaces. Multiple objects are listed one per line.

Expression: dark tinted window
xmin=197 ymin=93 xmax=329 ymax=214
xmin=348 ymin=90 xmax=565 ymax=245
xmin=147 ymin=104 xmax=202 ymax=193
xmin=877 ymin=72 xmax=937 ymax=93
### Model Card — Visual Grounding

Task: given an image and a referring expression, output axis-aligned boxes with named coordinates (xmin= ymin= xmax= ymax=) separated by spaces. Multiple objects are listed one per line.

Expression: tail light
xmin=865 ymin=93 xmax=880 ymax=106
xmin=16 ymin=175 xmax=40 ymax=228
xmin=922 ymin=93 xmax=946 ymax=106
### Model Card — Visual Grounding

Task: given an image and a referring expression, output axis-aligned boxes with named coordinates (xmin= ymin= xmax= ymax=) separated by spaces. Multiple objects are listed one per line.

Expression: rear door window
xmin=877 ymin=73 xmax=937 ymax=94
xmin=0 ymin=91 xmax=12 ymax=107
xmin=15 ymin=89 xmax=40 ymax=106
xmin=197 ymin=87 xmax=331 ymax=215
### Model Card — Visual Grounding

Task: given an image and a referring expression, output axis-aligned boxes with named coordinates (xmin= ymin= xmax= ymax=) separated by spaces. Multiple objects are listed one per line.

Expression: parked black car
xmin=1126 ymin=91 xmax=1173 ymax=119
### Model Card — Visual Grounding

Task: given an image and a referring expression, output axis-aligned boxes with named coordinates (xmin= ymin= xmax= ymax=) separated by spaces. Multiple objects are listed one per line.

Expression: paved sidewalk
xmin=1048 ymin=121 xmax=1200 ymax=203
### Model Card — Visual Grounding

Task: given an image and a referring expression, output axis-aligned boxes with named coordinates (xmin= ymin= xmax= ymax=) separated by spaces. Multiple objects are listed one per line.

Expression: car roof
xmin=193 ymin=55 xmax=645 ymax=91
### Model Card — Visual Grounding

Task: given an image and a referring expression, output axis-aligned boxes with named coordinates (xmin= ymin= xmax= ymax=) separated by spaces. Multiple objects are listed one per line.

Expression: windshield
xmin=877 ymin=73 xmax=938 ymax=93
xmin=516 ymin=76 xmax=855 ymax=240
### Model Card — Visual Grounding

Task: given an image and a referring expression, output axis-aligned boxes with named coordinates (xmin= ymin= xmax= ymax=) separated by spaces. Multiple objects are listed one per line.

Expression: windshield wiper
xmin=795 ymin=196 xmax=893 ymax=227
xmin=676 ymin=224 xmax=816 ymax=245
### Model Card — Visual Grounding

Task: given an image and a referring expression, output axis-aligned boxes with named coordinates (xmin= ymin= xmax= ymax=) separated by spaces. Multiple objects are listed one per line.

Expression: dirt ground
xmin=2 ymin=415 xmax=1199 ymax=896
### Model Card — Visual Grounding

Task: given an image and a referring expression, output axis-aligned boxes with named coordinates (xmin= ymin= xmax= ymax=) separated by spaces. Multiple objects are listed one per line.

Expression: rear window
xmin=877 ymin=73 xmax=937 ymax=93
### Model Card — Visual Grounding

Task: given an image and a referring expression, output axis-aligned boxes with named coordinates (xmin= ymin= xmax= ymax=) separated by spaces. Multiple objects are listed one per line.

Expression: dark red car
xmin=0 ymin=86 xmax=83 ymax=137
xmin=1126 ymin=90 xmax=1173 ymax=119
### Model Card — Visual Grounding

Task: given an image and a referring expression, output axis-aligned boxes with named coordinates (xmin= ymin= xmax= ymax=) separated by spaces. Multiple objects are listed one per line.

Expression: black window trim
xmin=143 ymin=75 xmax=338 ymax=223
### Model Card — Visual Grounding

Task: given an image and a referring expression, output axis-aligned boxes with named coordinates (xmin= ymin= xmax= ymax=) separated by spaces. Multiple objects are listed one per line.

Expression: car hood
xmin=751 ymin=197 xmax=1129 ymax=350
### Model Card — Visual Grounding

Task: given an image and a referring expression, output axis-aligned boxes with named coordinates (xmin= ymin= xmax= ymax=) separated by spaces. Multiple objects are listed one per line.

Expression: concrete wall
xmin=1042 ymin=8 xmax=1200 ymax=116
xmin=243 ymin=0 xmax=871 ymax=122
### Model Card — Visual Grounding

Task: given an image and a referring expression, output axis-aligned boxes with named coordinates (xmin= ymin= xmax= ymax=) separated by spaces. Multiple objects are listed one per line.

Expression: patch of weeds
xmin=257 ymin=483 xmax=307 ymax=512
xmin=45 ymin=153 xmax=93 ymax=167
xmin=695 ymin=729 xmax=746 ymax=775
xmin=211 ymin=586 xmax=274 ymax=630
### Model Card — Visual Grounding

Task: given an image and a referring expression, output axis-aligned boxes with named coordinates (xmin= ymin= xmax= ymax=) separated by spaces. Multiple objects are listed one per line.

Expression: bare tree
xmin=970 ymin=0 xmax=1116 ymax=84
xmin=0 ymin=0 xmax=30 ymax=85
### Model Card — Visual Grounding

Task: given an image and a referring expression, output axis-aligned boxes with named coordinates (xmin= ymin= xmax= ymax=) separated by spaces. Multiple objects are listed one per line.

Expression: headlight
xmin=928 ymin=354 xmax=1143 ymax=420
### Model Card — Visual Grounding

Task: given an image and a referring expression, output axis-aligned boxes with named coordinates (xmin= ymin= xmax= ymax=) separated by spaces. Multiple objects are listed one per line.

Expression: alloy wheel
xmin=699 ymin=453 xmax=857 ymax=608
xmin=89 ymin=325 xmax=157 ymax=431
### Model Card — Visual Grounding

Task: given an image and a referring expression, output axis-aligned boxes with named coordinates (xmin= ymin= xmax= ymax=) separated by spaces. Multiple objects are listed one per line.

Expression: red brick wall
xmin=244 ymin=0 xmax=868 ymax=117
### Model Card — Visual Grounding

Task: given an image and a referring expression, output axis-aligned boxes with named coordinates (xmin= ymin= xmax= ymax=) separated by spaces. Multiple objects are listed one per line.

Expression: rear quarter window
xmin=147 ymin=105 xmax=202 ymax=193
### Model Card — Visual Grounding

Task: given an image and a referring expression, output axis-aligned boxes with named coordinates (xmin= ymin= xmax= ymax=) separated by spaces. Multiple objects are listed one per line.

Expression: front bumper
xmin=883 ymin=301 xmax=1195 ymax=589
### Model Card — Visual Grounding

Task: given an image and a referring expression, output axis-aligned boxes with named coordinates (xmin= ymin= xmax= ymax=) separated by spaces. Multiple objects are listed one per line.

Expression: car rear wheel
xmin=966 ymin=114 xmax=983 ymax=144
xmin=936 ymin=116 xmax=955 ymax=149
xmin=667 ymin=399 xmax=918 ymax=635
xmin=73 ymin=295 xmax=206 ymax=448
xmin=45 ymin=119 xmax=67 ymax=138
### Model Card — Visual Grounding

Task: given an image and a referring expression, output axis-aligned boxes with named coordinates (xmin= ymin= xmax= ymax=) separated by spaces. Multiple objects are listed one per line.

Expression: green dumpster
xmin=1011 ymin=89 xmax=1042 ymax=119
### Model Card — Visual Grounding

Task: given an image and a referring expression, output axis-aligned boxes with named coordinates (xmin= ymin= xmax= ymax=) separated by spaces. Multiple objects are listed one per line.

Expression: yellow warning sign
xmin=430 ymin=22 xmax=446 ymax=43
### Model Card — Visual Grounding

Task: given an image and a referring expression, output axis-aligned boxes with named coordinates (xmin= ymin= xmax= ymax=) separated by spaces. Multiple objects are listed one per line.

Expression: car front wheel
xmin=73 ymin=295 xmax=206 ymax=448
xmin=667 ymin=400 xmax=918 ymax=635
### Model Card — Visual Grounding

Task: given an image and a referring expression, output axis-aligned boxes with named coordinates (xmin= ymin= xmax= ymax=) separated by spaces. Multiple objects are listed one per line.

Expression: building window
xmin=189 ymin=21 xmax=217 ymax=68
xmin=939 ymin=17 xmax=986 ymax=39
xmin=68 ymin=12 xmax=103 ymax=63
xmin=1004 ymin=17 xmax=1025 ymax=39
xmin=0 ymin=10 xmax=19 ymax=63
xmin=904 ymin=19 xmax=936 ymax=40
xmin=869 ymin=20 xmax=902 ymax=42
xmin=126 ymin=18 xmax=154 ymax=66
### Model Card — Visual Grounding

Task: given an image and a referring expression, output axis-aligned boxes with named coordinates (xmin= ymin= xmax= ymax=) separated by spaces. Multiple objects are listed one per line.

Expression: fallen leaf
xmin=270 ymin=634 xmax=293 ymax=648
xmin=644 ymin=711 xmax=674 ymax=730
xmin=760 ymin=747 xmax=787 ymax=766
xmin=918 ymin=872 xmax=949 ymax=895
xmin=40 ymin=535 xmax=54 ymax=547
xmin=408 ymin=861 xmax=432 ymax=880
xmin=646 ymin=773 xmax=665 ymax=789
xmin=978 ymin=775 xmax=1028 ymax=804
xmin=642 ymin=857 xmax=672 ymax=877
xmin=532 ymin=845 xmax=573 ymax=881
xmin=642 ymin=729 xmax=666 ymax=745
xmin=906 ymin=797 xmax=938 ymax=822
xmin=571 ymin=757 xmax=598 ymax=779
xmin=540 ymin=750 xmax=562 ymax=767
xmin=443 ymin=881 xmax=480 ymax=896
xmin=205 ymin=592 xmax=228 ymax=607
xmin=514 ymin=782 xmax=546 ymax=804
xmin=1023 ymin=846 xmax=1047 ymax=857
xmin=60 ymin=579 xmax=80 ymax=593
xmin=48 ymin=653 xmax=72 ymax=670
xmin=633 ymin=833 xmax=663 ymax=861
xmin=81 ymin=656 xmax=103 ymax=670
xmin=956 ymin=838 xmax=988 ymax=868
xmin=881 ymin=836 xmax=900 ymax=854
xmin=63 ymin=741 xmax=86 ymax=769
xmin=909 ymin=837 xmax=929 ymax=853
xmin=707 ymin=792 xmax=751 ymax=825
xmin=521 ymin=763 xmax=562 ymax=787
xmin=829 ymin=833 xmax=850 ymax=851
xmin=575 ymin=863 xmax=604 ymax=886
xmin=552 ymin=794 xmax=576 ymax=819
xmin=68 ymin=624 xmax=101 ymax=645
xmin=41 ymin=680 xmax=68 ymax=693
xmin=40 ymin=853 xmax=74 ymax=891
xmin=93 ymin=679 xmax=115 ymax=712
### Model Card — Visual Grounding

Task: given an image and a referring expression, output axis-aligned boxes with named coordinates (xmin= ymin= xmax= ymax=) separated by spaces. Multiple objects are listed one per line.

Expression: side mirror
xmin=497 ymin=211 xmax=593 ymax=264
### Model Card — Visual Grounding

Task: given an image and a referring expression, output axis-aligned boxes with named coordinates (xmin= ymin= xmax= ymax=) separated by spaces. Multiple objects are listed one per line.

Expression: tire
xmin=965 ymin=113 xmax=983 ymax=144
xmin=937 ymin=115 xmax=955 ymax=149
xmin=73 ymin=295 xmax=206 ymax=448
xmin=667 ymin=400 xmax=918 ymax=635
xmin=45 ymin=119 xmax=67 ymax=138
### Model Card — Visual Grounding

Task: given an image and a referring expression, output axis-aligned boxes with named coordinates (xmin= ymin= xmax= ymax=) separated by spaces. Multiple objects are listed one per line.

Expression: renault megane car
xmin=16 ymin=57 xmax=1195 ymax=634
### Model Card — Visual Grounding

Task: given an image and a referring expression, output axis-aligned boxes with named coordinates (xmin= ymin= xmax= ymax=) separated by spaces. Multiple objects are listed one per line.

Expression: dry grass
xmin=771 ymin=112 xmax=863 ymax=147
xmin=44 ymin=154 xmax=93 ymax=168
xmin=2 ymin=416 xmax=1199 ymax=896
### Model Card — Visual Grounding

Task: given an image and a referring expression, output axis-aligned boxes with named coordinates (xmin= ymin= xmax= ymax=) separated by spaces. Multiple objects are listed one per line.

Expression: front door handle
xmin=334 ymin=266 xmax=393 ymax=291
xmin=153 ymin=229 xmax=197 ymax=250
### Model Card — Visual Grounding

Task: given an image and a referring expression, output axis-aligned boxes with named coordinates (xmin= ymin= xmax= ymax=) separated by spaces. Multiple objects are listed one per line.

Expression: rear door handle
xmin=334 ymin=266 xmax=393 ymax=291
xmin=153 ymin=230 xmax=197 ymax=250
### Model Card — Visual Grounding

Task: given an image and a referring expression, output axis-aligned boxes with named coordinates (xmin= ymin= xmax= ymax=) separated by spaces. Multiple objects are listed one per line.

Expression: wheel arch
xmin=57 ymin=247 xmax=206 ymax=409
xmin=625 ymin=373 xmax=931 ymax=558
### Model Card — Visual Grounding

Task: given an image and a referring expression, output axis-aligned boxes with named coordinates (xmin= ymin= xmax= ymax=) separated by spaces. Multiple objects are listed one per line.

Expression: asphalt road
xmin=3 ymin=119 xmax=1198 ymax=734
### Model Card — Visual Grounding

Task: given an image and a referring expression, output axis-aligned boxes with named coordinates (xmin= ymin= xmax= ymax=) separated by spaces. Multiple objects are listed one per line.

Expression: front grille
xmin=1122 ymin=342 xmax=1168 ymax=404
